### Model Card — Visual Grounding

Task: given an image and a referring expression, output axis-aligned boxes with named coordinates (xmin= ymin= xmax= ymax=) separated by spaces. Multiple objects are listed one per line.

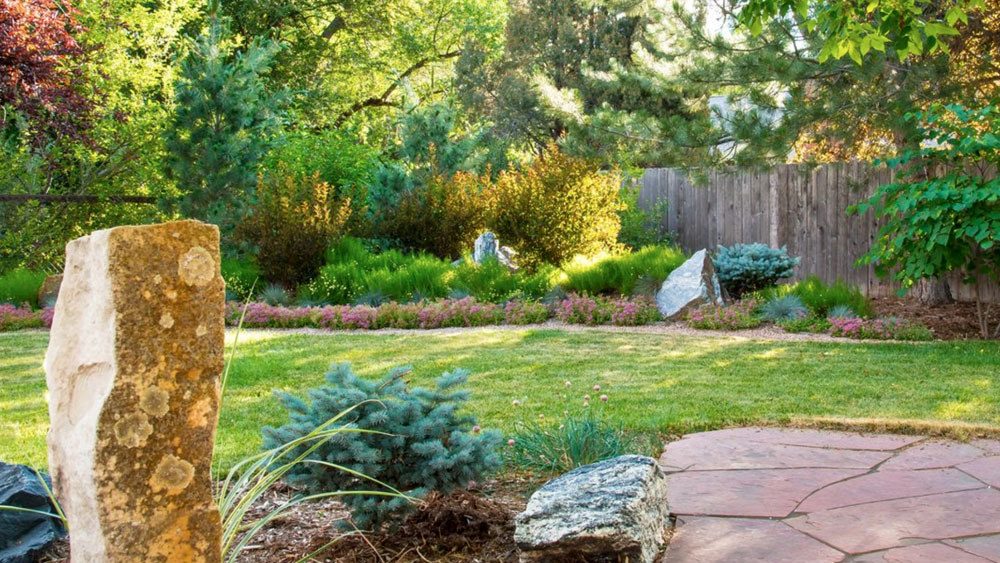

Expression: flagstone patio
xmin=659 ymin=428 xmax=1000 ymax=562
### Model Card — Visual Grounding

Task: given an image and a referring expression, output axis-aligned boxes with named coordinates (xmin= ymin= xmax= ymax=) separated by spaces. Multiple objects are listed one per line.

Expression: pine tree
xmin=163 ymin=8 xmax=284 ymax=233
xmin=455 ymin=0 xmax=713 ymax=167
xmin=262 ymin=363 xmax=503 ymax=531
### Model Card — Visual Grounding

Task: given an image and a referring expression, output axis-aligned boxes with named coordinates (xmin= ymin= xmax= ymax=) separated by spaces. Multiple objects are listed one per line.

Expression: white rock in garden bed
xmin=655 ymin=249 xmax=724 ymax=320
xmin=514 ymin=455 xmax=671 ymax=563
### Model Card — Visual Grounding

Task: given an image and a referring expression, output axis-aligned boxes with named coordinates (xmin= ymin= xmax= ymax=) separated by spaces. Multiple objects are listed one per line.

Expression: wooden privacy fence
xmin=637 ymin=162 xmax=1000 ymax=303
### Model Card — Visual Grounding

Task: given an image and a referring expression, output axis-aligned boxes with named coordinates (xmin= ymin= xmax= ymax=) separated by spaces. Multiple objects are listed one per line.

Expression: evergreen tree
xmin=455 ymin=0 xmax=713 ymax=167
xmin=164 ymin=8 xmax=285 ymax=232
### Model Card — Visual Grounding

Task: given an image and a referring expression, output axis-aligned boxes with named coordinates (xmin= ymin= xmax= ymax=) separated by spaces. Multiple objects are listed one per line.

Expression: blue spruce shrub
xmin=714 ymin=243 xmax=800 ymax=298
xmin=761 ymin=294 xmax=808 ymax=321
xmin=262 ymin=363 xmax=502 ymax=531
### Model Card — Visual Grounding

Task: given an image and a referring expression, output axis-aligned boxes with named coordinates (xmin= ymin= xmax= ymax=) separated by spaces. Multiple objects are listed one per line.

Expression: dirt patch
xmin=871 ymin=297 xmax=1000 ymax=340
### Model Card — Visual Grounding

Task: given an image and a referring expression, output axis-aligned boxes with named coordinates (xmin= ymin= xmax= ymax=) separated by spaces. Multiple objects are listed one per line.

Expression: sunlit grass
xmin=2 ymin=329 xmax=999 ymax=472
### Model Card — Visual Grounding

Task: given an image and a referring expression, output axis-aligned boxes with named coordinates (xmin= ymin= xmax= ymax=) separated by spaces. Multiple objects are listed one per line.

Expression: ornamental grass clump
xmin=506 ymin=383 xmax=643 ymax=474
xmin=760 ymin=294 xmax=808 ymax=322
xmin=687 ymin=300 xmax=762 ymax=330
xmin=263 ymin=363 xmax=502 ymax=531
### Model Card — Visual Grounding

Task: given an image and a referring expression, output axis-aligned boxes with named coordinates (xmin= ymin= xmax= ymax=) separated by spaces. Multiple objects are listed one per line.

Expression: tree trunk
xmin=916 ymin=277 xmax=954 ymax=305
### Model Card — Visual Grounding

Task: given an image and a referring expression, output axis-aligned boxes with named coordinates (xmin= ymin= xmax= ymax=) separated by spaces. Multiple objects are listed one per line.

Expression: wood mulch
xmin=871 ymin=297 xmax=1000 ymax=340
xmin=41 ymin=476 xmax=539 ymax=563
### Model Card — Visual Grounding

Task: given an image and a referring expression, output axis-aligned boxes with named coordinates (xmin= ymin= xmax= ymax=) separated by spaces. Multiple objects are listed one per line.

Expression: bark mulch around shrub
xmin=41 ymin=478 xmax=532 ymax=563
xmin=871 ymin=297 xmax=1000 ymax=340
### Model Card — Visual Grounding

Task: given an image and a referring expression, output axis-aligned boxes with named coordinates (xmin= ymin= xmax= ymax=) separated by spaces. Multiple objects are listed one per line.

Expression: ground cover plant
xmin=2 ymin=330 xmax=998 ymax=472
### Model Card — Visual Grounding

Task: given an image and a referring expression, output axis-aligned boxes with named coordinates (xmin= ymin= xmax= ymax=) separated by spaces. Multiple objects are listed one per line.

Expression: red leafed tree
xmin=0 ymin=0 xmax=92 ymax=144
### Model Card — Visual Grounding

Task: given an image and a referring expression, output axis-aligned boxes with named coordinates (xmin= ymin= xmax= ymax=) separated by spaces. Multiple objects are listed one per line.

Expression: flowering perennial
xmin=687 ymin=300 xmax=762 ymax=330
xmin=828 ymin=316 xmax=933 ymax=341
xmin=0 ymin=303 xmax=53 ymax=331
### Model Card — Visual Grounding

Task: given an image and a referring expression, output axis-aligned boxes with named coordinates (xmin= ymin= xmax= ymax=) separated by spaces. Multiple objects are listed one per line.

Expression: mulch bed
xmin=871 ymin=297 xmax=1000 ymax=340
xmin=41 ymin=477 xmax=536 ymax=563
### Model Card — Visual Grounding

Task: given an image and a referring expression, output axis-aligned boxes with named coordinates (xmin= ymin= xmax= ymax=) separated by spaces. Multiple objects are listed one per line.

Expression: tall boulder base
xmin=655 ymin=249 xmax=724 ymax=320
xmin=45 ymin=220 xmax=225 ymax=562
xmin=514 ymin=455 xmax=670 ymax=563
xmin=0 ymin=462 xmax=67 ymax=563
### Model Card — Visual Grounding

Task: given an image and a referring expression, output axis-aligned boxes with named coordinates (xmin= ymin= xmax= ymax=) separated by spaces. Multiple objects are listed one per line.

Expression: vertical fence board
xmin=637 ymin=162 xmax=999 ymax=303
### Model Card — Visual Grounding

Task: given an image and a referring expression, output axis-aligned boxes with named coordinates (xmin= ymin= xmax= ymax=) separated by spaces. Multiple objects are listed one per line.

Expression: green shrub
xmin=487 ymin=143 xmax=625 ymax=269
xmin=376 ymin=170 xmax=488 ymax=259
xmin=714 ymin=243 xmax=800 ymax=298
xmin=451 ymin=258 xmax=556 ymax=302
xmin=263 ymin=363 xmax=502 ymax=531
xmin=305 ymin=237 xmax=555 ymax=305
xmin=760 ymin=276 xmax=874 ymax=318
xmin=263 ymin=129 xmax=377 ymax=236
xmin=0 ymin=270 xmax=48 ymax=308
xmin=560 ymin=246 xmax=686 ymax=296
xmin=221 ymin=258 xmax=260 ymax=302
xmin=760 ymin=294 xmax=808 ymax=321
xmin=618 ymin=182 xmax=675 ymax=249
xmin=237 ymin=170 xmax=351 ymax=287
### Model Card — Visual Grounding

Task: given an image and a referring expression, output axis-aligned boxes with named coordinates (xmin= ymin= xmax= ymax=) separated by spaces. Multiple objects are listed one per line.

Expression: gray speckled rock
xmin=473 ymin=231 xmax=518 ymax=271
xmin=515 ymin=455 xmax=670 ymax=563
xmin=655 ymin=249 xmax=724 ymax=320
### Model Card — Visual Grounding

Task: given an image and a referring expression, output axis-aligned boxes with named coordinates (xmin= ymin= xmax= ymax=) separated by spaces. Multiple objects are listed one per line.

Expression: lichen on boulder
xmin=45 ymin=220 xmax=225 ymax=562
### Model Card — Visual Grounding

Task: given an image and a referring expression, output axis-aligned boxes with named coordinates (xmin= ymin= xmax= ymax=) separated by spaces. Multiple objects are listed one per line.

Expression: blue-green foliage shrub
xmin=0 ymin=270 xmax=48 ymax=308
xmin=221 ymin=258 xmax=260 ymax=302
xmin=561 ymin=246 xmax=687 ymax=296
xmin=714 ymin=243 xmax=800 ymax=298
xmin=263 ymin=363 xmax=502 ymax=530
xmin=760 ymin=294 xmax=808 ymax=321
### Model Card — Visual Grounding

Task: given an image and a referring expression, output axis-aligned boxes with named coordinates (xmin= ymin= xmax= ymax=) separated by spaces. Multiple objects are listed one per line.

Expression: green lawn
xmin=2 ymin=329 xmax=999 ymax=471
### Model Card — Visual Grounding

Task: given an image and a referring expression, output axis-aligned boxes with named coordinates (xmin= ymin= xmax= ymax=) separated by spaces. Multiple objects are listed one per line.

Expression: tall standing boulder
xmin=655 ymin=249 xmax=724 ymax=320
xmin=45 ymin=220 xmax=225 ymax=562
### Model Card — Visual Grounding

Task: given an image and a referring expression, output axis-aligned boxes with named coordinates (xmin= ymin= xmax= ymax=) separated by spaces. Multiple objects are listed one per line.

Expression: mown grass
xmin=2 ymin=329 xmax=998 ymax=472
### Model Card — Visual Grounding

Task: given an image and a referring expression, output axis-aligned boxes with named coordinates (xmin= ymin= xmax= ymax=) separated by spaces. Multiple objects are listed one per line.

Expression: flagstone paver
xmin=959 ymin=456 xmax=1000 ymax=488
xmin=852 ymin=543 xmax=994 ymax=563
xmin=946 ymin=535 xmax=1000 ymax=560
xmin=659 ymin=428 xmax=1000 ymax=563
